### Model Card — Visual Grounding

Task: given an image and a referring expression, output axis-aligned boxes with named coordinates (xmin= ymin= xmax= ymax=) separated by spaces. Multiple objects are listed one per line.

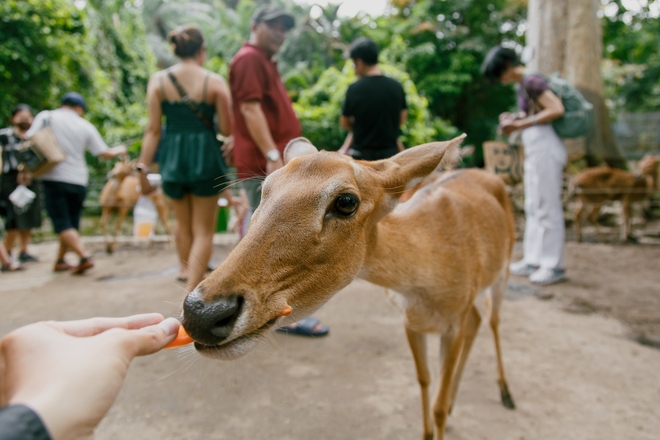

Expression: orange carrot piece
xmin=279 ymin=305 xmax=293 ymax=317
xmin=164 ymin=325 xmax=194 ymax=349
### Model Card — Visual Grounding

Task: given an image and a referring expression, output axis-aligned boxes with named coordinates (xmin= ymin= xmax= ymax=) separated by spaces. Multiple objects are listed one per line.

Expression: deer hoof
xmin=106 ymin=244 xmax=114 ymax=255
xmin=500 ymin=383 xmax=516 ymax=410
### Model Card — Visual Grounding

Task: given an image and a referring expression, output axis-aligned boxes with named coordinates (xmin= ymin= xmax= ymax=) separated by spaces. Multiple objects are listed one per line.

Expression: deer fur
xmin=183 ymin=135 xmax=517 ymax=440
xmin=571 ymin=155 xmax=659 ymax=242
xmin=99 ymin=159 xmax=171 ymax=253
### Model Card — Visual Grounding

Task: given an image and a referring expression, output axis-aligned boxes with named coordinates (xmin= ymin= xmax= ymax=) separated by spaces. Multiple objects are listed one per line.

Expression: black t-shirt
xmin=342 ymin=75 xmax=407 ymax=160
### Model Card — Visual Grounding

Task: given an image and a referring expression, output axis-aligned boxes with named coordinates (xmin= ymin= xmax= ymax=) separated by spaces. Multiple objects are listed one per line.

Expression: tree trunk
xmin=526 ymin=0 xmax=627 ymax=168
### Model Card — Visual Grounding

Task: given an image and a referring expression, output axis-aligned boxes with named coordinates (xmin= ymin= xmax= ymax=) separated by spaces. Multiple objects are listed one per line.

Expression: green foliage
xmin=602 ymin=0 xmax=660 ymax=112
xmin=0 ymin=0 xmax=86 ymax=124
xmin=1 ymin=0 xmax=156 ymax=183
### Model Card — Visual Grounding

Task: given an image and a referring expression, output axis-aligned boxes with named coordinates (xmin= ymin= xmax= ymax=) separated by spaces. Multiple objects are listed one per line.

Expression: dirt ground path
xmin=1 ymin=239 xmax=659 ymax=439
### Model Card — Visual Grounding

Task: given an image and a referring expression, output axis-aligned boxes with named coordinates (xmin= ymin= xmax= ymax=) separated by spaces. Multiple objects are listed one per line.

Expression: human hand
xmin=16 ymin=171 xmax=32 ymax=186
xmin=266 ymin=158 xmax=284 ymax=175
xmin=0 ymin=314 xmax=179 ymax=440
xmin=337 ymin=143 xmax=350 ymax=155
xmin=499 ymin=120 xmax=521 ymax=136
xmin=114 ymin=145 xmax=128 ymax=158
xmin=221 ymin=136 xmax=234 ymax=166
xmin=498 ymin=112 xmax=516 ymax=124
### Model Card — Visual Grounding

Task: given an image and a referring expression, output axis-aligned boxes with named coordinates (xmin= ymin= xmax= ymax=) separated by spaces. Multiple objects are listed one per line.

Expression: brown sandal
xmin=1 ymin=262 xmax=26 ymax=272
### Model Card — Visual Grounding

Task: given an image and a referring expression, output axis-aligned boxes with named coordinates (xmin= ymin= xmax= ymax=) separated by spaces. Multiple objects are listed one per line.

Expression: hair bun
xmin=167 ymin=24 xmax=204 ymax=59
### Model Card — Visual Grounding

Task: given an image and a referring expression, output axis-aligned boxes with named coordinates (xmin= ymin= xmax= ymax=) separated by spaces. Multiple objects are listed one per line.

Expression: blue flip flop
xmin=275 ymin=317 xmax=329 ymax=337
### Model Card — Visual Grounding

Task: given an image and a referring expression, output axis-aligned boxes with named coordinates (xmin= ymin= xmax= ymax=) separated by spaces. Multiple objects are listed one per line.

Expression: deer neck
xmin=359 ymin=213 xmax=416 ymax=288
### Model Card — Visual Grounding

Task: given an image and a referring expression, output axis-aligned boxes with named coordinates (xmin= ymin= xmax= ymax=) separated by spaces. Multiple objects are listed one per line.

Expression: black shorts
xmin=0 ymin=172 xmax=43 ymax=230
xmin=42 ymin=180 xmax=87 ymax=233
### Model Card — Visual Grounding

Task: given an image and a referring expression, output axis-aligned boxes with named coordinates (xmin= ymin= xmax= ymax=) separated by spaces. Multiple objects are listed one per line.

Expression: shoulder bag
xmin=525 ymin=72 xmax=595 ymax=139
xmin=18 ymin=112 xmax=67 ymax=177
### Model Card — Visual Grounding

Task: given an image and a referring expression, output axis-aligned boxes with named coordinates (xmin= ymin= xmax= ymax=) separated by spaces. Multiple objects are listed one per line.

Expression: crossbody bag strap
xmin=166 ymin=71 xmax=215 ymax=132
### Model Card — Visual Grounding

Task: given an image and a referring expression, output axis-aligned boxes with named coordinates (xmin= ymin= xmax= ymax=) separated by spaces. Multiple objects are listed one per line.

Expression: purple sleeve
xmin=522 ymin=74 xmax=549 ymax=101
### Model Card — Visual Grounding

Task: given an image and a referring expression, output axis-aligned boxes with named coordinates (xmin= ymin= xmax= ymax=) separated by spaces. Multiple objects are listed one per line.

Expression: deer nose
xmin=182 ymin=291 xmax=243 ymax=346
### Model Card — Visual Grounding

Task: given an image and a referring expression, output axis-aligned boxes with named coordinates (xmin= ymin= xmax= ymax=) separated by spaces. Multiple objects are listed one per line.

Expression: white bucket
xmin=133 ymin=195 xmax=158 ymax=239
xmin=146 ymin=173 xmax=162 ymax=188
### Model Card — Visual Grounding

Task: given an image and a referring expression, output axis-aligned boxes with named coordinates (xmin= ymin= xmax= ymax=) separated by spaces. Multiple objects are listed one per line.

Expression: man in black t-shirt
xmin=339 ymin=37 xmax=407 ymax=160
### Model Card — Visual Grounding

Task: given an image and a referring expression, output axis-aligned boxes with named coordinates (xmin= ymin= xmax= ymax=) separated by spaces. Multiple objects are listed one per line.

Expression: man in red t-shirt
xmin=228 ymin=5 xmax=301 ymax=209
xmin=227 ymin=5 xmax=329 ymax=338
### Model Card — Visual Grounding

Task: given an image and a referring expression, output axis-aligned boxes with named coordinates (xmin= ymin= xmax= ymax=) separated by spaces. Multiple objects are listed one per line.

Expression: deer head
xmin=639 ymin=155 xmax=660 ymax=190
xmin=181 ymin=135 xmax=465 ymax=360
xmin=108 ymin=157 xmax=134 ymax=181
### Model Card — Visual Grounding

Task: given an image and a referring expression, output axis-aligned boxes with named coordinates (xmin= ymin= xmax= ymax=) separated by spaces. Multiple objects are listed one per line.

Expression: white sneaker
xmin=510 ymin=260 xmax=539 ymax=277
xmin=529 ymin=268 xmax=567 ymax=285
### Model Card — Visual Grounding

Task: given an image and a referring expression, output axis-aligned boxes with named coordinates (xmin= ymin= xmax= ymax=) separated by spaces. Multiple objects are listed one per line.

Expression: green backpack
xmin=526 ymin=72 xmax=595 ymax=138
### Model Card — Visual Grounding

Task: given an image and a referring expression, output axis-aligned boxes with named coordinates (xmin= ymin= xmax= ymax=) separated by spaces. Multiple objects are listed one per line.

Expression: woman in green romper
xmin=138 ymin=25 xmax=232 ymax=292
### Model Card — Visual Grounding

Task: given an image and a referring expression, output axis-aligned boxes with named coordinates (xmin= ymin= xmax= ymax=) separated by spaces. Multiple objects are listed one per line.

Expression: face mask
xmin=15 ymin=122 xmax=31 ymax=131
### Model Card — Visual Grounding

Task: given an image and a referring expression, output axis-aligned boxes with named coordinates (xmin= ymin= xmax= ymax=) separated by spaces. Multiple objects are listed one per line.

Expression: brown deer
xmin=99 ymin=158 xmax=171 ymax=253
xmin=180 ymin=136 xmax=517 ymax=440
xmin=571 ymin=155 xmax=660 ymax=242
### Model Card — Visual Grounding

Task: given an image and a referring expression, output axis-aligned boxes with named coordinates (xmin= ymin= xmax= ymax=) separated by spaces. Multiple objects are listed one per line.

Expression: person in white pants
xmin=481 ymin=46 xmax=568 ymax=285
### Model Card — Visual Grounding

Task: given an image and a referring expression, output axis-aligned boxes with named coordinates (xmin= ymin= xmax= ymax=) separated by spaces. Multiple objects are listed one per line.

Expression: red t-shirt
xmin=229 ymin=43 xmax=302 ymax=178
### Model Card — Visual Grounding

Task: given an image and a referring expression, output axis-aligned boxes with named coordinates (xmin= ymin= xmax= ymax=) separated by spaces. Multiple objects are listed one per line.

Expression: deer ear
xmin=283 ymin=137 xmax=318 ymax=165
xmin=367 ymin=134 xmax=466 ymax=198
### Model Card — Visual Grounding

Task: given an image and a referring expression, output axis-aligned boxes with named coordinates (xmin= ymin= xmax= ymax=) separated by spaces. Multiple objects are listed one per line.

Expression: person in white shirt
xmin=27 ymin=92 xmax=127 ymax=274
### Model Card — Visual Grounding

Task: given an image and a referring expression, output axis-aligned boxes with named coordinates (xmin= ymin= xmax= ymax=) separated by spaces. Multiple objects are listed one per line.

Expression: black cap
xmin=61 ymin=92 xmax=87 ymax=111
xmin=251 ymin=5 xmax=295 ymax=30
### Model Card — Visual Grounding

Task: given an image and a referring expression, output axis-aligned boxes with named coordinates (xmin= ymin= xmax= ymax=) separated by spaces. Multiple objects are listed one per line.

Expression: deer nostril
xmin=210 ymin=296 xmax=244 ymax=338
xmin=182 ymin=293 xmax=243 ymax=345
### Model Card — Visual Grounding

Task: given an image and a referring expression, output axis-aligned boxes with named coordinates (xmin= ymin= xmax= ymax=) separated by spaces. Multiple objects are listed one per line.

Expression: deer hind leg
xmin=100 ymin=206 xmax=112 ymax=254
xmin=405 ymin=326 xmax=434 ymax=440
xmin=587 ymin=202 xmax=605 ymax=242
xmin=433 ymin=329 xmax=466 ymax=440
xmin=448 ymin=305 xmax=481 ymax=414
xmin=486 ymin=270 xmax=516 ymax=409
xmin=574 ymin=199 xmax=585 ymax=243
xmin=112 ymin=206 xmax=129 ymax=253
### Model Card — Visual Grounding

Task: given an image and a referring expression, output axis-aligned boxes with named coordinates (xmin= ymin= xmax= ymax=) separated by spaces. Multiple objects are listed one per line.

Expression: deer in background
xmin=571 ymin=155 xmax=660 ymax=242
xmin=180 ymin=136 xmax=517 ymax=440
xmin=99 ymin=158 xmax=171 ymax=253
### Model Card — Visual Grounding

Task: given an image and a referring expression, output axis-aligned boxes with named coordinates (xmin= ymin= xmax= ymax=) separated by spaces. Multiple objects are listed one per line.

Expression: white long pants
xmin=521 ymin=125 xmax=567 ymax=270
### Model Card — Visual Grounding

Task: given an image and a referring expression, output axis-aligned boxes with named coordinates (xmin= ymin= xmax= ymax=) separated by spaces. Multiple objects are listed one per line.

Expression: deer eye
xmin=332 ymin=193 xmax=359 ymax=217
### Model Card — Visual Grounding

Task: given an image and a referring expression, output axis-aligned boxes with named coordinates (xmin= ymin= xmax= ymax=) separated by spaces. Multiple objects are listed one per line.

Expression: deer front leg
xmin=405 ymin=326 xmax=434 ymax=440
xmin=448 ymin=305 xmax=481 ymax=414
xmin=112 ymin=206 xmax=129 ymax=253
xmin=621 ymin=198 xmax=632 ymax=242
xmin=155 ymin=201 xmax=173 ymax=246
xmin=434 ymin=330 xmax=465 ymax=440
xmin=587 ymin=203 xmax=605 ymax=242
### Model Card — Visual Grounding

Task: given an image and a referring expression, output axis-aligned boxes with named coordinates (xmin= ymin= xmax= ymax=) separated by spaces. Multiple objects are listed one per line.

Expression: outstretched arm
xmin=0 ymin=314 xmax=179 ymax=440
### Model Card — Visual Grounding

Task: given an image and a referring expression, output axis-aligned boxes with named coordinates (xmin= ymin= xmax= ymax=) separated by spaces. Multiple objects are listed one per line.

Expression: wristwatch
xmin=135 ymin=163 xmax=149 ymax=174
xmin=266 ymin=149 xmax=281 ymax=162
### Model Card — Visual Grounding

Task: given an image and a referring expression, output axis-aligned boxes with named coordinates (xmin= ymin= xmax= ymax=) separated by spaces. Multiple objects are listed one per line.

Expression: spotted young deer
xmin=571 ymin=155 xmax=660 ymax=242
xmin=181 ymin=136 xmax=516 ymax=439
xmin=99 ymin=158 xmax=171 ymax=253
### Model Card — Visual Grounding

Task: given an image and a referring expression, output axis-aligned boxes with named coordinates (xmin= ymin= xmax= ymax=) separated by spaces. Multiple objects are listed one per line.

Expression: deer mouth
xmin=193 ymin=316 xmax=280 ymax=360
